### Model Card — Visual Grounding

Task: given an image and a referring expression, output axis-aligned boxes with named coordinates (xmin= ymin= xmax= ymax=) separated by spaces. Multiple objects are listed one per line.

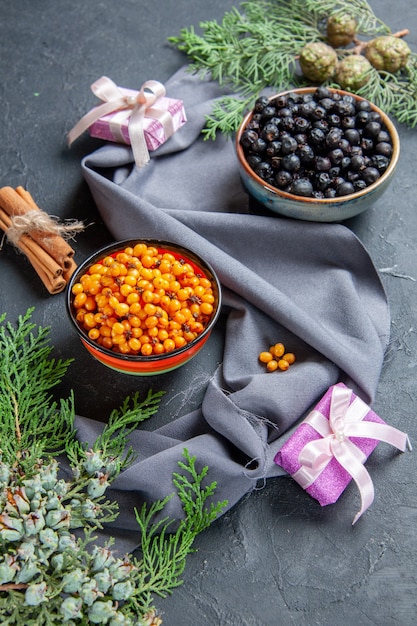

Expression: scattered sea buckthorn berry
xmin=271 ymin=343 xmax=285 ymax=358
xmin=278 ymin=359 xmax=290 ymax=371
xmin=71 ymin=243 xmax=216 ymax=357
xmin=259 ymin=351 xmax=273 ymax=364
xmin=259 ymin=342 xmax=296 ymax=372
xmin=283 ymin=352 xmax=296 ymax=365
xmin=266 ymin=359 xmax=279 ymax=372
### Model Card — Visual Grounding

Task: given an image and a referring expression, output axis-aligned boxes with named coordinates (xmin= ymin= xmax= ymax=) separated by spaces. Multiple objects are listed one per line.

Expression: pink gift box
xmin=274 ymin=383 xmax=385 ymax=507
xmin=88 ymin=87 xmax=187 ymax=151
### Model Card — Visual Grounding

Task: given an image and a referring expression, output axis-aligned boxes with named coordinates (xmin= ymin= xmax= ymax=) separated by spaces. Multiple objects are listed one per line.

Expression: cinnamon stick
xmin=0 ymin=185 xmax=82 ymax=295
xmin=0 ymin=186 xmax=75 ymax=270
xmin=0 ymin=210 xmax=66 ymax=294
xmin=63 ymin=256 xmax=78 ymax=283
xmin=0 ymin=207 xmax=63 ymax=278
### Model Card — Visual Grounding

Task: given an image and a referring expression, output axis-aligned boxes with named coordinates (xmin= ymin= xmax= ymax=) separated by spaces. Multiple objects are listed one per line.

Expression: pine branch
xmin=169 ymin=0 xmax=417 ymax=137
xmin=133 ymin=449 xmax=227 ymax=611
xmin=0 ymin=309 xmax=227 ymax=625
xmin=65 ymin=389 xmax=165 ymax=474
xmin=0 ymin=308 xmax=74 ymax=465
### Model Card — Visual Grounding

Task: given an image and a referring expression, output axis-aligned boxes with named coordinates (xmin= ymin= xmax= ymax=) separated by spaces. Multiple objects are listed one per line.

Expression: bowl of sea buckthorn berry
xmin=66 ymin=239 xmax=221 ymax=375
xmin=236 ymin=86 xmax=400 ymax=222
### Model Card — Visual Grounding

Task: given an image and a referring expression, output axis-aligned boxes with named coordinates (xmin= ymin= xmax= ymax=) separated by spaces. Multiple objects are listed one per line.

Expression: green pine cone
xmin=365 ymin=35 xmax=411 ymax=73
xmin=299 ymin=42 xmax=338 ymax=82
xmin=327 ymin=14 xmax=357 ymax=48
xmin=335 ymin=54 xmax=373 ymax=91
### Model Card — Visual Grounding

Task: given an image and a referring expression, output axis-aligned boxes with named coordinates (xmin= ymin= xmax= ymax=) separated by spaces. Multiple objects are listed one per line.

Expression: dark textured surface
xmin=0 ymin=2 xmax=416 ymax=624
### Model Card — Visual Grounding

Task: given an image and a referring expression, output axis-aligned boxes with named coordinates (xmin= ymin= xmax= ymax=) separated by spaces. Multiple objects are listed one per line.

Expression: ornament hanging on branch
xmin=169 ymin=0 xmax=417 ymax=139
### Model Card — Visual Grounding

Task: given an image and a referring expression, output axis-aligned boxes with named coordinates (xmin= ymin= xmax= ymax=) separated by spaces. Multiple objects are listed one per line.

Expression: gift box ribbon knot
xmin=292 ymin=385 xmax=411 ymax=524
xmin=67 ymin=76 xmax=174 ymax=168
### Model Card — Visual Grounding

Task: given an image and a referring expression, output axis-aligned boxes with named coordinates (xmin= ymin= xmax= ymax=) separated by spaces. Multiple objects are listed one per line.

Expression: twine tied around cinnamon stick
xmin=0 ymin=186 xmax=84 ymax=294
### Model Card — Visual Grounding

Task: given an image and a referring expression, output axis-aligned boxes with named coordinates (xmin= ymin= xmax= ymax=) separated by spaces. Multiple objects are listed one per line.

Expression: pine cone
xmin=299 ymin=42 xmax=338 ymax=82
xmin=327 ymin=14 xmax=357 ymax=48
xmin=365 ymin=35 xmax=411 ymax=73
xmin=335 ymin=54 xmax=373 ymax=91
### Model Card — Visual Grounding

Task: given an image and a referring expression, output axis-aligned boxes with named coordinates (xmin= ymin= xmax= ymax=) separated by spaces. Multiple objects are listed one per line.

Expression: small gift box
xmin=68 ymin=77 xmax=186 ymax=168
xmin=274 ymin=383 xmax=411 ymax=524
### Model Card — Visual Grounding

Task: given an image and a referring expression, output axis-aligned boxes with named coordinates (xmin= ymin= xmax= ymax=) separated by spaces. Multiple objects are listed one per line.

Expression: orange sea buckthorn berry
xmin=142 ymin=290 xmax=154 ymax=304
xmin=168 ymin=299 xmax=181 ymax=314
xmin=259 ymin=351 xmax=273 ymax=364
xmin=163 ymin=338 xmax=176 ymax=352
xmin=124 ymin=274 xmax=138 ymax=287
xmin=101 ymin=337 xmax=113 ymax=350
xmin=120 ymin=284 xmax=132 ymax=298
xmin=183 ymin=330 xmax=196 ymax=342
xmin=172 ymin=261 xmax=186 ymax=277
xmin=131 ymin=327 xmax=143 ymax=339
xmin=141 ymin=254 xmax=155 ymax=269
xmin=95 ymin=294 xmax=109 ymax=310
xmin=202 ymin=293 xmax=215 ymax=304
xmin=199 ymin=277 xmax=212 ymax=289
xmin=116 ymin=252 xmax=130 ymax=265
xmin=72 ymin=282 xmax=84 ymax=295
xmin=128 ymin=337 xmax=142 ymax=352
xmin=114 ymin=302 xmax=130 ymax=318
xmin=73 ymin=292 xmax=87 ymax=308
xmin=169 ymin=280 xmax=181 ymax=293
xmin=88 ymin=328 xmax=100 ymax=341
xmin=91 ymin=263 xmax=108 ymax=275
xmin=142 ymin=302 xmax=155 ymax=316
xmin=126 ymin=293 xmax=140 ymax=307
xmin=145 ymin=315 xmax=159 ymax=329
xmin=140 ymin=267 xmax=154 ymax=281
xmin=174 ymin=335 xmax=187 ymax=349
xmin=157 ymin=328 xmax=169 ymax=342
xmin=278 ymin=359 xmax=290 ymax=371
xmin=156 ymin=342 xmax=167 ymax=354
xmin=153 ymin=276 xmax=169 ymax=290
xmin=94 ymin=312 xmax=106 ymax=325
xmin=283 ymin=352 xmax=296 ymax=365
xmin=83 ymin=313 xmax=96 ymax=329
xmin=266 ymin=359 xmax=279 ymax=372
xmin=193 ymin=285 xmax=205 ymax=299
xmin=272 ymin=343 xmax=285 ymax=358
xmin=108 ymin=295 xmax=120 ymax=310
xmin=111 ymin=322 xmax=125 ymax=336
xmin=200 ymin=302 xmax=214 ymax=316
xmin=158 ymin=259 xmax=172 ymax=274
xmin=118 ymin=342 xmax=130 ymax=354
xmin=131 ymin=243 xmax=146 ymax=257
xmin=84 ymin=296 xmax=97 ymax=311
xmin=140 ymin=342 xmax=153 ymax=356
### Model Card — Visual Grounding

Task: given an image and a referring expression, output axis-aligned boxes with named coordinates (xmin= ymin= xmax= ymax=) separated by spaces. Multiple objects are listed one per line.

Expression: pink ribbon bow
xmin=67 ymin=76 xmax=172 ymax=168
xmin=292 ymin=385 xmax=411 ymax=524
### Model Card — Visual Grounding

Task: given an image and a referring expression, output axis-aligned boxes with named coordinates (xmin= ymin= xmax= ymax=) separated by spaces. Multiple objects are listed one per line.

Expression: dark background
xmin=1 ymin=1 xmax=416 ymax=624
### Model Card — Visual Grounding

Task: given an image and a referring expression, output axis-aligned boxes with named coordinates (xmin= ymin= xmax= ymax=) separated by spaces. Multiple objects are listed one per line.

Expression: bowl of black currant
xmin=236 ymin=86 xmax=400 ymax=222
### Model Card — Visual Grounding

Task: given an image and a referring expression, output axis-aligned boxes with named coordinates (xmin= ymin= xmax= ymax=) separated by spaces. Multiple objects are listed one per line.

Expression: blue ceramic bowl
xmin=235 ymin=87 xmax=400 ymax=222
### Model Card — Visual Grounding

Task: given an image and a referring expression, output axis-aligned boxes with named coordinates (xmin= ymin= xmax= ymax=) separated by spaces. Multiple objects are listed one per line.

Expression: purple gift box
xmin=274 ymin=383 xmax=409 ymax=517
xmin=88 ymin=87 xmax=186 ymax=151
